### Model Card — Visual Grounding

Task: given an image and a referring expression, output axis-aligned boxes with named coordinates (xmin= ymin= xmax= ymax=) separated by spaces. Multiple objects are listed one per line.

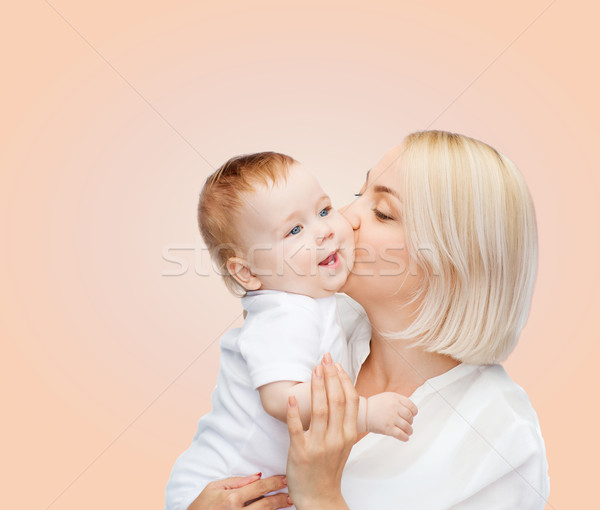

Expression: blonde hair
xmin=388 ymin=130 xmax=538 ymax=364
xmin=198 ymin=152 xmax=297 ymax=296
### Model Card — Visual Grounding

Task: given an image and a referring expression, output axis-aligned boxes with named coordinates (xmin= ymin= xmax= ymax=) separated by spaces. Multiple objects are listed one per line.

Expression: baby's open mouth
xmin=318 ymin=251 xmax=338 ymax=266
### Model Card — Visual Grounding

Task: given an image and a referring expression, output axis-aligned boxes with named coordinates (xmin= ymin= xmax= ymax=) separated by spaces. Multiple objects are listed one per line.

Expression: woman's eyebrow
xmin=373 ymin=185 xmax=401 ymax=201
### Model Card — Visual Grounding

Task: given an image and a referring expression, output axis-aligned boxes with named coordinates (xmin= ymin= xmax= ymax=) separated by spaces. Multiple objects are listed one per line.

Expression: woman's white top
xmin=164 ymin=290 xmax=352 ymax=510
xmin=337 ymin=295 xmax=550 ymax=510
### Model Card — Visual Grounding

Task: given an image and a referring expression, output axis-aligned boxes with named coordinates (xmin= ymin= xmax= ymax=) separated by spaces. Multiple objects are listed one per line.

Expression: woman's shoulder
xmin=460 ymin=365 xmax=550 ymax=501
xmin=425 ymin=363 xmax=546 ymax=449
xmin=459 ymin=364 xmax=548 ymax=464
xmin=419 ymin=363 xmax=541 ymax=432
xmin=420 ymin=364 xmax=550 ymax=502
xmin=472 ymin=365 xmax=542 ymax=427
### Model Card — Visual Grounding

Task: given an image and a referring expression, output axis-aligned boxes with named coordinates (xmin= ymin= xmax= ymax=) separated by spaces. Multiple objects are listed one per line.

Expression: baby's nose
xmin=316 ymin=227 xmax=334 ymax=245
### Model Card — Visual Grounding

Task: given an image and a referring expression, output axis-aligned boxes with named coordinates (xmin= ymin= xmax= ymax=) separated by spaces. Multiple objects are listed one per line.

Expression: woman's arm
xmin=285 ymin=352 xmax=358 ymax=510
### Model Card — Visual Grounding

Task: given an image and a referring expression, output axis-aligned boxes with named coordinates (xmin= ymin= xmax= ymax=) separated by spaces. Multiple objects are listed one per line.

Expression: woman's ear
xmin=226 ymin=256 xmax=262 ymax=291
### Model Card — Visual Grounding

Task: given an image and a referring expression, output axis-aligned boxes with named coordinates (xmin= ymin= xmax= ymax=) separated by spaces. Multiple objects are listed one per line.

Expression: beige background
xmin=2 ymin=1 xmax=598 ymax=508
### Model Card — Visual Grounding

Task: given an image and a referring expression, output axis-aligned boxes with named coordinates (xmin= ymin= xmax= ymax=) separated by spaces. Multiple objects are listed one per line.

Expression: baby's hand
xmin=366 ymin=392 xmax=418 ymax=441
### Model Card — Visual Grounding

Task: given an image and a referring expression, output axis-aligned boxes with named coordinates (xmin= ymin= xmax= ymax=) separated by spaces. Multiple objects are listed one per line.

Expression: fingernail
xmin=323 ymin=352 xmax=332 ymax=365
xmin=281 ymin=476 xmax=287 ymax=486
xmin=334 ymin=362 xmax=343 ymax=373
xmin=287 ymin=495 xmax=293 ymax=505
xmin=315 ymin=365 xmax=323 ymax=378
xmin=288 ymin=396 xmax=297 ymax=407
xmin=251 ymin=471 xmax=262 ymax=479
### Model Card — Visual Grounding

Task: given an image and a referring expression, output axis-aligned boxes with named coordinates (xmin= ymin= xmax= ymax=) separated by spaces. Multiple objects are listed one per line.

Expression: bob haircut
xmin=387 ymin=130 xmax=538 ymax=364
xmin=198 ymin=152 xmax=297 ymax=296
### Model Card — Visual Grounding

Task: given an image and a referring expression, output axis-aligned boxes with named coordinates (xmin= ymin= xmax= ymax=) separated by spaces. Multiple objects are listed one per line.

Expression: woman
xmin=185 ymin=130 xmax=549 ymax=509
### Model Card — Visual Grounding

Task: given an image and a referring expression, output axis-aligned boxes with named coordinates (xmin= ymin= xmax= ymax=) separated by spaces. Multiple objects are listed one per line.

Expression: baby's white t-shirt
xmin=164 ymin=290 xmax=359 ymax=510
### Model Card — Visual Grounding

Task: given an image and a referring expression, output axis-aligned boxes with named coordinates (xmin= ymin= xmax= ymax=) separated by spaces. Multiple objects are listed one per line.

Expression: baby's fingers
xmin=397 ymin=405 xmax=415 ymax=425
xmin=399 ymin=395 xmax=418 ymax=416
xmin=389 ymin=426 xmax=411 ymax=442
xmin=395 ymin=417 xmax=413 ymax=437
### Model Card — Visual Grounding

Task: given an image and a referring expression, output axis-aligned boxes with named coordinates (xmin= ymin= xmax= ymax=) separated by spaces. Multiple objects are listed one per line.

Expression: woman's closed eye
xmin=373 ymin=208 xmax=394 ymax=221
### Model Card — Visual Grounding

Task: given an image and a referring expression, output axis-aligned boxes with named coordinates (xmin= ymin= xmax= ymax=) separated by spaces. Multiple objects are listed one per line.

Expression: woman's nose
xmin=339 ymin=201 xmax=361 ymax=231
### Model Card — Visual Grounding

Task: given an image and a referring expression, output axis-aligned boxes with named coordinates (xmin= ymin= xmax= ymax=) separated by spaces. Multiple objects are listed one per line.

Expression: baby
xmin=165 ymin=152 xmax=417 ymax=510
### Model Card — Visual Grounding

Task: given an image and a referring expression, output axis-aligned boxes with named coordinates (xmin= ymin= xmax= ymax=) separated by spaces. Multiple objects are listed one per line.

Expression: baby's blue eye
xmin=288 ymin=225 xmax=302 ymax=236
xmin=319 ymin=208 xmax=329 ymax=217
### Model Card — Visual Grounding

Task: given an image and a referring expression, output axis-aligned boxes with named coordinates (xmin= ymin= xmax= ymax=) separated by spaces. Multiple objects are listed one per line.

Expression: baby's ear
xmin=226 ymin=257 xmax=262 ymax=291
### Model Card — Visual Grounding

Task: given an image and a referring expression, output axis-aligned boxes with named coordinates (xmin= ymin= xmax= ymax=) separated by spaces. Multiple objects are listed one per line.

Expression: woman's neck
xmin=356 ymin=301 xmax=460 ymax=397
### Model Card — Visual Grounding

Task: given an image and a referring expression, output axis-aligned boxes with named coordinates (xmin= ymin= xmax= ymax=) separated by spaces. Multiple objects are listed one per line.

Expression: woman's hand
xmin=187 ymin=473 xmax=291 ymax=510
xmin=285 ymin=352 xmax=358 ymax=510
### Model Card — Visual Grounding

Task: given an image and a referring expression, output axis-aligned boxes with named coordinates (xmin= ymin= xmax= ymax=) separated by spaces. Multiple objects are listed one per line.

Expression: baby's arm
xmin=259 ymin=381 xmax=417 ymax=439
xmin=259 ymin=381 xmax=313 ymax=430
